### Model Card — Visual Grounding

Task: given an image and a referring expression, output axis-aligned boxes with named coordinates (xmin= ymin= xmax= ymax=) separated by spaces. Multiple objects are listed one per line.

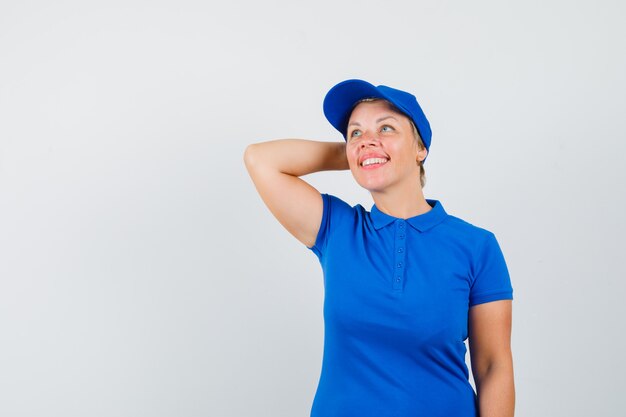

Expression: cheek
xmin=346 ymin=147 xmax=358 ymax=166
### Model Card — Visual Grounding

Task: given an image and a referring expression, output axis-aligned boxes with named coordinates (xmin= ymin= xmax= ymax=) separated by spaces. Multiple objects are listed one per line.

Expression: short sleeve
xmin=307 ymin=193 xmax=331 ymax=259
xmin=306 ymin=193 xmax=356 ymax=261
xmin=469 ymin=231 xmax=514 ymax=307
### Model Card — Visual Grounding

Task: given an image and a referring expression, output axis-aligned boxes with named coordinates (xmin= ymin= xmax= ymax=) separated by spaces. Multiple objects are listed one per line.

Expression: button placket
xmin=393 ymin=220 xmax=407 ymax=290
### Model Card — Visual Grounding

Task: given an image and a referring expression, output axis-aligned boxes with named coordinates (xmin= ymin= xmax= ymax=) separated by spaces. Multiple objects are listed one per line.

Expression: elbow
xmin=243 ymin=143 xmax=260 ymax=171
xmin=472 ymin=354 xmax=514 ymax=391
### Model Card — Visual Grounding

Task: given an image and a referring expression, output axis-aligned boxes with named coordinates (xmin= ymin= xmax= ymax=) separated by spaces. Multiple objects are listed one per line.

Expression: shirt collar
xmin=370 ymin=199 xmax=448 ymax=232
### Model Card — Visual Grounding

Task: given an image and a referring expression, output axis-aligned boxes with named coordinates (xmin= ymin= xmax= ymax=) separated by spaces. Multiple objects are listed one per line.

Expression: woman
xmin=244 ymin=79 xmax=515 ymax=417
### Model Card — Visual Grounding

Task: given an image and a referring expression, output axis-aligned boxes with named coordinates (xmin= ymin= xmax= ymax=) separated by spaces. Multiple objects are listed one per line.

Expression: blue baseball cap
xmin=323 ymin=79 xmax=432 ymax=163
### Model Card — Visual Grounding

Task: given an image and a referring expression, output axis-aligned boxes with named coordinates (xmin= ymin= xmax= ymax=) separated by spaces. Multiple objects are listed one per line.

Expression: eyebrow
xmin=348 ymin=115 xmax=399 ymax=127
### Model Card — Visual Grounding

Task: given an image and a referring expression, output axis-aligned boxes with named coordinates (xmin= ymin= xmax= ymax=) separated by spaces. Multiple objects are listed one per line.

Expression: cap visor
xmin=323 ymin=79 xmax=388 ymax=137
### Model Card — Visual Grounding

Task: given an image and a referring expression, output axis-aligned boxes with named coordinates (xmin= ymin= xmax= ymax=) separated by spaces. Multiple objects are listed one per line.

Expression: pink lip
xmin=358 ymin=152 xmax=389 ymax=165
xmin=361 ymin=163 xmax=386 ymax=170
xmin=358 ymin=152 xmax=389 ymax=169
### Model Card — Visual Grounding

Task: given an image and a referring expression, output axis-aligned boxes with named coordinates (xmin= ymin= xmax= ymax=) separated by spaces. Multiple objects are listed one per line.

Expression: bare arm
xmin=243 ymin=139 xmax=349 ymax=247
xmin=469 ymin=300 xmax=515 ymax=417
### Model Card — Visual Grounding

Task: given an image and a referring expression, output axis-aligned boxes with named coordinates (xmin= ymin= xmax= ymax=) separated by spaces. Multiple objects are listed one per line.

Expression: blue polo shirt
xmin=307 ymin=193 xmax=513 ymax=417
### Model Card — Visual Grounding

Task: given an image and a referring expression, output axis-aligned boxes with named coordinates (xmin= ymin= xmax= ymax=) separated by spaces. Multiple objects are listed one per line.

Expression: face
xmin=346 ymin=100 xmax=427 ymax=193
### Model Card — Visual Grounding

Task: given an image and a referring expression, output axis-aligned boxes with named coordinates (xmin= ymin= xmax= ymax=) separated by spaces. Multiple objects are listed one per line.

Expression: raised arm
xmin=243 ymin=139 xmax=349 ymax=247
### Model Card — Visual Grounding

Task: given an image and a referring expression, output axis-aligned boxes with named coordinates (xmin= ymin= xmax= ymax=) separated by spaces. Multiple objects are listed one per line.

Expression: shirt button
xmin=399 ymin=234 xmax=405 ymax=239
xmin=399 ymin=223 xmax=404 ymax=229
xmin=397 ymin=262 xmax=402 ymax=268
xmin=396 ymin=277 xmax=401 ymax=282
xmin=398 ymin=248 xmax=404 ymax=253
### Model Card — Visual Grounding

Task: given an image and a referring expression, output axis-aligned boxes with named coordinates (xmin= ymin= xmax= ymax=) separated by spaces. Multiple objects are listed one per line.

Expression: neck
xmin=371 ymin=183 xmax=432 ymax=219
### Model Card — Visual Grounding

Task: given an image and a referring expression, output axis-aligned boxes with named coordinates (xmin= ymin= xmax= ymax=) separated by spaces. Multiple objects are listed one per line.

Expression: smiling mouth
xmin=361 ymin=157 xmax=389 ymax=167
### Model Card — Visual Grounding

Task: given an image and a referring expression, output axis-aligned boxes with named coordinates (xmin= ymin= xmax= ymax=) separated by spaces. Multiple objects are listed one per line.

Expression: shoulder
xmin=308 ymin=193 xmax=366 ymax=256
xmin=440 ymin=213 xmax=496 ymax=243
xmin=435 ymin=211 xmax=505 ymax=265
xmin=322 ymin=193 xmax=363 ymax=209
xmin=318 ymin=193 xmax=373 ymax=238
xmin=321 ymin=193 xmax=368 ymax=221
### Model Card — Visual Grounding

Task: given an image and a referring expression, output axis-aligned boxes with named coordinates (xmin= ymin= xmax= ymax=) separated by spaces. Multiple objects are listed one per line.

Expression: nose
xmin=360 ymin=131 xmax=380 ymax=148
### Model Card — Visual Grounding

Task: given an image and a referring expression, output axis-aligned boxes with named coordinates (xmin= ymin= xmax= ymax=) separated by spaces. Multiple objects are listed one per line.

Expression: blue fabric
xmin=307 ymin=193 xmax=513 ymax=417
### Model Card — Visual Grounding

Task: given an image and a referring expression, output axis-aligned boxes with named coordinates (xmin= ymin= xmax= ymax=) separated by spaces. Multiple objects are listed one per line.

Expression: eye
xmin=349 ymin=129 xmax=362 ymax=139
xmin=381 ymin=125 xmax=394 ymax=132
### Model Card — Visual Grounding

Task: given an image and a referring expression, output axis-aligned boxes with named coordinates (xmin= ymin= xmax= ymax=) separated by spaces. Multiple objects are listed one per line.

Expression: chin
xmin=354 ymin=177 xmax=388 ymax=193
xmin=349 ymin=167 xmax=392 ymax=192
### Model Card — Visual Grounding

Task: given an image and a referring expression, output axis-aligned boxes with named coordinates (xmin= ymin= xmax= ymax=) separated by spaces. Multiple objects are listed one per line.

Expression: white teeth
xmin=361 ymin=157 xmax=388 ymax=167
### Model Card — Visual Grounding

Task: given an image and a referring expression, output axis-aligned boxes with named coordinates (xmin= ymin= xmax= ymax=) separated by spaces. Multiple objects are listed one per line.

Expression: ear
xmin=416 ymin=147 xmax=428 ymax=163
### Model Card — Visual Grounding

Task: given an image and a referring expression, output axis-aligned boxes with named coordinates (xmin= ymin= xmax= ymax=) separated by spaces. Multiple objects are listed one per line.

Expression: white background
xmin=1 ymin=0 xmax=625 ymax=416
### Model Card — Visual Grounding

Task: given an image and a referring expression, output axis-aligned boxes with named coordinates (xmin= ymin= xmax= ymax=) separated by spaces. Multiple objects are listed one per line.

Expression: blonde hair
xmin=353 ymin=98 xmax=427 ymax=188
